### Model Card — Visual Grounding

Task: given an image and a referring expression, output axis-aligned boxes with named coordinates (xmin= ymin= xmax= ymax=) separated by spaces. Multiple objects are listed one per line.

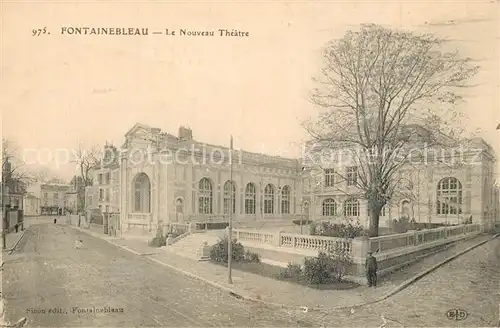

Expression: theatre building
xmin=114 ymin=124 xmax=306 ymax=235
xmin=88 ymin=123 xmax=498 ymax=236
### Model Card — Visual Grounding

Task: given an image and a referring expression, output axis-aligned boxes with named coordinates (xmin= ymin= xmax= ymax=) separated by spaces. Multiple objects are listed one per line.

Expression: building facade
xmin=85 ymin=144 xmax=121 ymax=214
xmin=1 ymin=159 xmax=27 ymax=210
xmin=23 ymin=184 xmax=41 ymax=216
xmin=93 ymin=124 xmax=306 ymax=234
xmin=88 ymin=123 xmax=498 ymax=236
xmin=303 ymin=125 xmax=498 ymax=230
xmin=40 ymin=183 xmax=72 ymax=215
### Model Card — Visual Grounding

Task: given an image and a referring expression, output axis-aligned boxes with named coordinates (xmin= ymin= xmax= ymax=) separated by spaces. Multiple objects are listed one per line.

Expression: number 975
xmin=32 ymin=27 xmax=47 ymax=36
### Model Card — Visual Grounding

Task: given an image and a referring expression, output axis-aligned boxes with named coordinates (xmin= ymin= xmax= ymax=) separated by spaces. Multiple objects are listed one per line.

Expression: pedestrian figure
xmin=53 ymin=218 xmax=57 ymax=224
xmin=75 ymin=239 xmax=83 ymax=249
xmin=366 ymin=251 xmax=378 ymax=287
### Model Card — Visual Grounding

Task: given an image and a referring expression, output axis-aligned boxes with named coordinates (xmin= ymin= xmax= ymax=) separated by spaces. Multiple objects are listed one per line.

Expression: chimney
xmin=3 ymin=160 xmax=11 ymax=179
xmin=178 ymin=126 xmax=193 ymax=141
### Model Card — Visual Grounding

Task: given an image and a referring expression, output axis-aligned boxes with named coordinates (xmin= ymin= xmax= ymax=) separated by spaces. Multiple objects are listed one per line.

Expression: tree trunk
xmin=368 ymin=203 xmax=382 ymax=237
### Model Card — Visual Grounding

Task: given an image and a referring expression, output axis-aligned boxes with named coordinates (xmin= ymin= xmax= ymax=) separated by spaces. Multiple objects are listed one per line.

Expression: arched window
xmin=133 ymin=173 xmax=151 ymax=213
xmin=322 ymin=198 xmax=336 ymax=216
xmin=198 ymin=178 xmax=213 ymax=214
xmin=264 ymin=184 xmax=275 ymax=214
xmin=223 ymin=180 xmax=236 ymax=214
xmin=281 ymin=185 xmax=291 ymax=214
xmin=343 ymin=199 xmax=359 ymax=217
xmin=437 ymin=177 xmax=462 ymax=215
xmin=245 ymin=183 xmax=256 ymax=214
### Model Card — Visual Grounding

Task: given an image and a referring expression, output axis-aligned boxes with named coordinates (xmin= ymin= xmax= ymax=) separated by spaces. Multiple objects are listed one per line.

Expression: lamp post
xmin=227 ymin=135 xmax=234 ymax=284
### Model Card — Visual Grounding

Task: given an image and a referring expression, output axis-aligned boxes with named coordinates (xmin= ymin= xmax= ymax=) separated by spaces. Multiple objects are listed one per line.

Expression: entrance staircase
xmin=233 ymin=218 xmax=298 ymax=230
xmin=163 ymin=228 xmax=306 ymax=266
xmin=165 ymin=230 xmax=224 ymax=260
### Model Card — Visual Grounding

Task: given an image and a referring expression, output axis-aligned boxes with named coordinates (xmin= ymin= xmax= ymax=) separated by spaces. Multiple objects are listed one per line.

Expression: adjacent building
xmin=1 ymin=159 xmax=27 ymax=210
xmin=303 ymin=124 xmax=499 ymax=230
xmin=40 ymin=183 xmax=72 ymax=215
xmin=23 ymin=184 xmax=41 ymax=216
xmin=85 ymin=144 xmax=121 ymax=214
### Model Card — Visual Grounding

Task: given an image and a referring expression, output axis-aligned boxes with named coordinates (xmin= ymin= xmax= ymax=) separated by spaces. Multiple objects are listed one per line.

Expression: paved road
xmin=316 ymin=235 xmax=500 ymax=327
xmin=2 ymin=223 xmax=314 ymax=327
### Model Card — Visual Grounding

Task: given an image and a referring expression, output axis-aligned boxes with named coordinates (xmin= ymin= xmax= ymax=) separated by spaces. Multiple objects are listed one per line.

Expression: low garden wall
xmin=66 ymin=214 xmax=90 ymax=229
xmin=233 ymin=223 xmax=482 ymax=279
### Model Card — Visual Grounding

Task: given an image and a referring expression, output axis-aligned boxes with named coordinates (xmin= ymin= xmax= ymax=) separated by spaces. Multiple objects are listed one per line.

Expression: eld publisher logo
xmin=446 ymin=308 xmax=468 ymax=321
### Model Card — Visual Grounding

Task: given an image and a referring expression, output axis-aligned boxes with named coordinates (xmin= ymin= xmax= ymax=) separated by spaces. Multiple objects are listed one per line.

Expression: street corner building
xmin=83 ymin=123 xmax=500 ymax=239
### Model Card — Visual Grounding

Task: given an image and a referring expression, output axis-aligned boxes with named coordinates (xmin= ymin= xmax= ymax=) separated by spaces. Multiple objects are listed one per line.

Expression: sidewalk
xmin=69 ymin=225 xmax=160 ymax=256
xmin=1 ymin=222 xmax=31 ymax=253
xmin=149 ymin=234 xmax=494 ymax=310
xmin=68 ymin=223 xmax=496 ymax=311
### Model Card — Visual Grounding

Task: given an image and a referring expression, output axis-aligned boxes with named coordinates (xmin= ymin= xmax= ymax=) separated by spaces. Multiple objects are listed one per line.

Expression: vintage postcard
xmin=1 ymin=1 xmax=499 ymax=327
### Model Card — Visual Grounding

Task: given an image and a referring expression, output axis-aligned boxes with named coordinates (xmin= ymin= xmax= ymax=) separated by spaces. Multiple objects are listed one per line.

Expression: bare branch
xmin=306 ymin=24 xmax=478 ymax=237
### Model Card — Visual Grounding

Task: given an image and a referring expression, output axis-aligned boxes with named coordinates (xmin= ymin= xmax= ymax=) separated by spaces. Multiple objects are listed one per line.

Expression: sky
xmin=1 ymin=0 xmax=499 ymax=181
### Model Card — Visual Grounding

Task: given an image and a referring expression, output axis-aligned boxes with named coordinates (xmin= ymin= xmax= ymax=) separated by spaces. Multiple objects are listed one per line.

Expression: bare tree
xmin=72 ymin=144 xmax=101 ymax=187
xmin=31 ymin=167 xmax=65 ymax=184
xmin=304 ymin=24 xmax=478 ymax=237
xmin=2 ymin=138 xmax=33 ymax=188
xmin=71 ymin=143 xmax=101 ymax=212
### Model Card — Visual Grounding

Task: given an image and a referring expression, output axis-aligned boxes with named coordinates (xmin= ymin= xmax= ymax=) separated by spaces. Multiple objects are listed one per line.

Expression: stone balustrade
xmin=127 ymin=213 xmax=151 ymax=230
xmin=233 ymin=223 xmax=481 ymax=261
xmin=165 ymin=222 xmax=190 ymax=234
xmin=233 ymin=228 xmax=353 ymax=254
xmin=368 ymin=223 xmax=481 ymax=254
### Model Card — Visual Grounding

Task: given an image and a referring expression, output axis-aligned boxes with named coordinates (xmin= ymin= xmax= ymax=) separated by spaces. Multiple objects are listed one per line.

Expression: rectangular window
xmin=347 ymin=166 xmax=358 ymax=186
xmin=281 ymin=200 xmax=290 ymax=214
xmin=99 ymin=189 xmax=104 ymax=201
xmin=245 ymin=199 xmax=255 ymax=214
xmin=98 ymin=174 xmax=103 ymax=185
xmin=324 ymin=169 xmax=335 ymax=187
xmin=264 ymin=199 xmax=273 ymax=214
xmin=135 ymin=189 xmax=141 ymax=212
xmin=105 ymin=173 xmax=111 ymax=184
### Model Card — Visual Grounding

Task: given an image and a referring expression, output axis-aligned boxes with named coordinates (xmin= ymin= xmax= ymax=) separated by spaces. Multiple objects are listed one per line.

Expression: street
xmin=2 ymin=223 xmax=314 ymax=327
xmin=317 ymin=235 xmax=500 ymax=327
xmin=3 ymin=221 xmax=499 ymax=327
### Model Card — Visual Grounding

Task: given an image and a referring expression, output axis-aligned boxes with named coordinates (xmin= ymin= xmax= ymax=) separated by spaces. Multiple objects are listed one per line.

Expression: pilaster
xmin=120 ymin=151 xmax=129 ymax=232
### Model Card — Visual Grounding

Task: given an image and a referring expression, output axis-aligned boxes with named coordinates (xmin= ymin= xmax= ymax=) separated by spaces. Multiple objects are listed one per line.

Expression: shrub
xmin=309 ymin=222 xmax=317 ymax=235
xmin=329 ymin=243 xmax=353 ymax=282
xmin=292 ymin=219 xmax=313 ymax=226
xmin=209 ymin=236 xmax=245 ymax=263
xmin=149 ymin=229 xmax=166 ymax=247
xmin=243 ymin=250 xmax=261 ymax=263
xmin=303 ymin=242 xmax=353 ymax=284
xmin=392 ymin=217 xmax=411 ymax=233
xmin=279 ymin=262 xmax=303 ymax=280
xmin=303 ymin=252 xmax=334 ymax=284
xmin=311 ymin=217 xmax=364 ymax=238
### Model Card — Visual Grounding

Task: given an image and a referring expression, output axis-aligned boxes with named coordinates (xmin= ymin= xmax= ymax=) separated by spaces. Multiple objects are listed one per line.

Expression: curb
xmin=4 ymin=230 xmax=27 ymax=255
xmin=145 ymin=233 xmax=500 ymax=313
xmin=66 ymin=224 xmax=159 ymax=256
xmin=65 ymin=223 xmax=500 ymax=313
